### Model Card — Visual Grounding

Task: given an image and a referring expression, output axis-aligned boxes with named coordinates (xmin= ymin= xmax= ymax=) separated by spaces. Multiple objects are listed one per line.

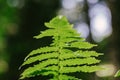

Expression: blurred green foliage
xmin=0 ymin=0 xmax=18 ymax=75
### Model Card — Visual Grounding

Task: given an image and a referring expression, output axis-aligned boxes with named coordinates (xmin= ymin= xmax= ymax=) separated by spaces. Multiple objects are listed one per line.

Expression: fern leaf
xmin=25 ymin=46 xmax=58 ymax=60
xmin=42 ymin=65 xmax=58 ymax=71
xmin=22 ymin=52 xmax=58 ymax=66
xmin=74 ymin=50 xmax=103 ymax=57
xmin=42 ymin=71 xmax=58 ymax=76
xmin=57 ymin=28 xmax=80 ymax=37
xmin=20 ymin=15 xmax=103 ymax=80
xmin=60 ymin=66 xmax=103 ymax=73
xmin=34 ymin=29 xmax=56 ymax=39
xmin=60 ymin=58 xmax=100 ymax=66
xmin=49 ymin=74 xmax=80 ymax=80
xmin=44 ymin=16 xmax=70 ymax=28
xmin=20 ymin=59 xmax=58 ymax=79
xmin=69 ymin=41 xmax=97 ymax=49
xmin=59 ymin=75 xmax=79 ymax=80
xmin=41 ymin=66 xmax=58 ymax=76
xmin=60 ymin=50 xmax=103 ymax=60
xmin=60 ymin=37 xmax=85 ymax=43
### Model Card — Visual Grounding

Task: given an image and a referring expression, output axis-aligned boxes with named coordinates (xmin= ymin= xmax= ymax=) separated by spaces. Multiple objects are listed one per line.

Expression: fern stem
xmin=55 ymin=35 xmax=63 ymax=80
xmin=58 ymin=47 xmax=62 ymax=80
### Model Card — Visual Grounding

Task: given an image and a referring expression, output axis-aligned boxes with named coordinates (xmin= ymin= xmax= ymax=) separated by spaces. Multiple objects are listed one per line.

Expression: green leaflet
xmin=22 ymin=52 xmax=58 ymax=66
xmin=44 ymin=16 xmax=70 ymax=28
xmin=60 ymin=50 xmax=103 ymax=60
xmin=59 ymin=58 xmax=100 ymax=66
xmin=59 ymin=66 xmax=103 ymax=73
xmin=34 ymin=29 xmax=56 ymax=39
xmin=20 ymin=15 xmax=103 ymax=80
xmin=59 ymin=37 xmax=85 ymax=43
xmin=69 ymin=41 xmax=97 ymax=49
xmin=20 ymin=59 xmax=58 ymax=79
xmin=24 ymin=46 xmax=58 ymax=59
xmin=58 ymin=75 xmax=79 ymax=80
xmin=114 ymin=70 xmax=120 ymax=77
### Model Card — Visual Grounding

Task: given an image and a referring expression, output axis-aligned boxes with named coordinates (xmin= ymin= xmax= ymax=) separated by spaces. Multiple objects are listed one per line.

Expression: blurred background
xmin=0 ymin=0 xmax=120 ymax=80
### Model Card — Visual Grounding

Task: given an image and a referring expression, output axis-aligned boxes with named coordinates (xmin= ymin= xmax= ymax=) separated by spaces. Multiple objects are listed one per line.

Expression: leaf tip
xmin=58 ymin=15 xmax=63 ymax=19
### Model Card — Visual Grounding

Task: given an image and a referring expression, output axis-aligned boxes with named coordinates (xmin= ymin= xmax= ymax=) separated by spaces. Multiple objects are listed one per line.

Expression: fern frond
xmin=74 ymin=50 xmax=103 ymax=57
xmin=22 ymin=52 xmax=58 ymax=66
xmin=44 ymin=16 xmax=70 ymax=28
xmin=60 ymin=66 xmax=103 ymax=73
xmin=34 ymin=29 xmax=56 ymax=39
xmin=59 ymin=75 xmax=79 ymax=80
xmin=20 ymin=15 xmax=103 ymax=80
xmin=25 ymin=46 xmax=58 ymax=60
xmin=20 ymin=59 xmax=58 ymax=79
xmin=59 ymin=37 xmax=85 ymax=43
xmin=60 ymin=50 xmax=103 ymax=60
xmin=60 ymin=58 xmax=100 ymax=66
xmin=69 ymin=41 xmax=97 ymax=49
xmin=56 ymin=28 xmax=80 ymax=37
xmin=42 ymin=70 xmax=58 ymax=76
